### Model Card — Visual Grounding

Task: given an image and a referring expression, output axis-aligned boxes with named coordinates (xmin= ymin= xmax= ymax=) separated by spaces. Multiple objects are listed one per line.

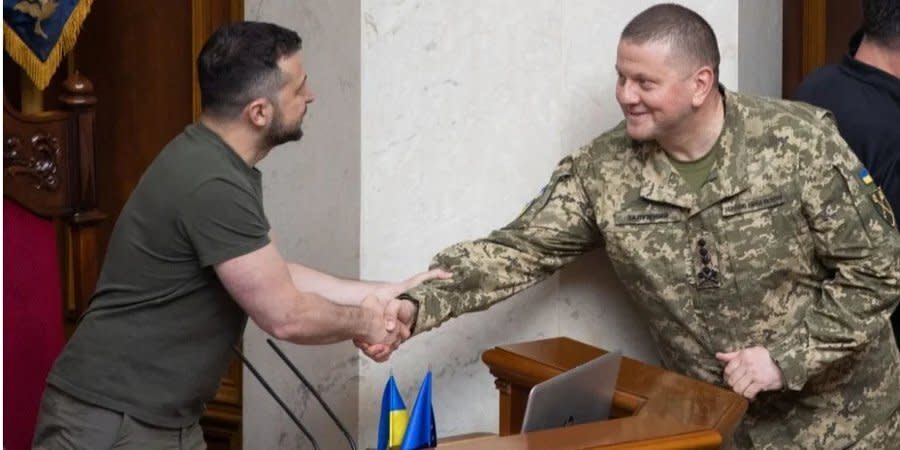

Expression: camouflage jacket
xmin=409 ymin=90 xmax=900 ymax=449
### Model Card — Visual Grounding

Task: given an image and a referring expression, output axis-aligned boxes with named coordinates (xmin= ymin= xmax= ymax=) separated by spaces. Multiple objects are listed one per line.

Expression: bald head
xmin=621 ymin=3 xmax=720 ymax=81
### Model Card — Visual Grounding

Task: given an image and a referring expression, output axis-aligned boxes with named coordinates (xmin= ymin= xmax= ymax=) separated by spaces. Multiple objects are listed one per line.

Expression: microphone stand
xmin=268 ymin=338 xmax=359 ymax=450
xmin=232 ymin=344 xmax=321 ymax=450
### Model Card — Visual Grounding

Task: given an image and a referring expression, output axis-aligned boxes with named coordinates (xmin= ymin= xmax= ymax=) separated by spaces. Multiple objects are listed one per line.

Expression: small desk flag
xmin=400 ymin=371 xmax=437 ymax=450
xmin=377 ymin=375 xmax=409 ymax=450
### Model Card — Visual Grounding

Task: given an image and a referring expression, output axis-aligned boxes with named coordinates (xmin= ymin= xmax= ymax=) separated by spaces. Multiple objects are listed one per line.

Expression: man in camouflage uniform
xmin=356 ymin=4 xmax=900 ymax=449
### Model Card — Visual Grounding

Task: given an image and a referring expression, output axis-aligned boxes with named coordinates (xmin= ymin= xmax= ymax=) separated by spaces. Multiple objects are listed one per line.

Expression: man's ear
xmin=691 ymin=65 xmax=716 ymax=107
xmin=245 ymin=98 xmax=272 ymax=128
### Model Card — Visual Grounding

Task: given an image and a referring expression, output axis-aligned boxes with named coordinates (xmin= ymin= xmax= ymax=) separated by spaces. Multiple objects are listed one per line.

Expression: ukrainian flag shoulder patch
xmin=858 ymin=168 xmax=874 ymax=185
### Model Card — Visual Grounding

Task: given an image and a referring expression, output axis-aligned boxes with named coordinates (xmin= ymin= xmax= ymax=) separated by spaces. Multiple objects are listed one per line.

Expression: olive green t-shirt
xmin=667 ymin=143 xmax=723 ymax=191
xmin=48 ymin=123 xmax=270 ymax=428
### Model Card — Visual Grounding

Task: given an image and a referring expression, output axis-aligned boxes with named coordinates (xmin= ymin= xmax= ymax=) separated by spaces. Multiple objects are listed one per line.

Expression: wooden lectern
xmin=437 ymin=337 xmax=748 ymax=449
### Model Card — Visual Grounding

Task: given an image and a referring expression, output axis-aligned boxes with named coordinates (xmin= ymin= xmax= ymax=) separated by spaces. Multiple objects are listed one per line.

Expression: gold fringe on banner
xmin=3 ymin=0 xmax=95 ymax=90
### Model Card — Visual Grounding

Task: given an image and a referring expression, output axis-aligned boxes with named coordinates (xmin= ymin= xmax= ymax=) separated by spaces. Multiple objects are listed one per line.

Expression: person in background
xmin=794 ymin=0 xmax=900 ymax=349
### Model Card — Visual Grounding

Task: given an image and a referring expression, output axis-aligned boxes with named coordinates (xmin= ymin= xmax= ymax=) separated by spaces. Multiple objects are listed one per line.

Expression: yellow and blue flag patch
xmin=859 ymin=168 xmax=874 ymax=185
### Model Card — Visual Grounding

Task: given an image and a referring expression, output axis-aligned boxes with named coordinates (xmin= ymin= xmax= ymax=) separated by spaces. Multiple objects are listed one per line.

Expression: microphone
xmin=231 ymin=344 xmax=321 ymax=450
xmin=267 ymin=338 xmax=359 ymax=450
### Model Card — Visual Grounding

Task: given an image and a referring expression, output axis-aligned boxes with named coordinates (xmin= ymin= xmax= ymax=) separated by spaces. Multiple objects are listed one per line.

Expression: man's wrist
xmin=397 ymin=294 xmax=420 ymax=334
xmin=354 ymin=299 xmax=379 ymax=341
xmin=768 ymin=353 xmax=787 ymax=391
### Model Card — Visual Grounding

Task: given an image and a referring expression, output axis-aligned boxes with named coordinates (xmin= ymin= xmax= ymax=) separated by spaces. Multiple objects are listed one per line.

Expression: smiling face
xmin=614 ymin=39 xmax=701 ymax=142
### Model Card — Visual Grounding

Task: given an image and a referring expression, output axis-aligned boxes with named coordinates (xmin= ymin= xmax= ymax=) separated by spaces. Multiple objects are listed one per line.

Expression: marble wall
xmin=738 ymin=0 xmax=784 ymax=96
xmin=242 ymin=1 xmax=782 ymax=449
xmin=242 ymin=1 xmax=362 ymax=450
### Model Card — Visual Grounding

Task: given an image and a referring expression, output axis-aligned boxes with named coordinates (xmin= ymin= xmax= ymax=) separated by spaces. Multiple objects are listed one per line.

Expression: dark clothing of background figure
xmin=795 ymin=30 xmax=900 ymax=349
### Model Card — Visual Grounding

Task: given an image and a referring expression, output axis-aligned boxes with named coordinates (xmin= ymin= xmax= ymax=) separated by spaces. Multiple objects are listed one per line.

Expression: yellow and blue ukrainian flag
xmin=400 ymin=371 xmax=437 ymax=450
xmin=377 ymin=375 xmax=409 ymax=450
xmin=859 ymin=168 xmax=874 ymax=185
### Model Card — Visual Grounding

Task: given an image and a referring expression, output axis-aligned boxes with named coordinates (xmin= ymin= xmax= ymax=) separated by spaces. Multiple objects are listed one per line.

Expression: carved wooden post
xmin=58 ymin=71 xmax=105 ymax=336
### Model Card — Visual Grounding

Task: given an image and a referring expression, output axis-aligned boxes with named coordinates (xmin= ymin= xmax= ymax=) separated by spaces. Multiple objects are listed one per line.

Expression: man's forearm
xmin=287 ymin=262 xmax=381 ymax=305
xmin=273 ymin=291 xmax=376 ymax=345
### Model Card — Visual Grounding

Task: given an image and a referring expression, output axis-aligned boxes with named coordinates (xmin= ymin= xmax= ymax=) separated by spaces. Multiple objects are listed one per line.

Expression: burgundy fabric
xmin=3 ymin=198 xmax=66 ymax=450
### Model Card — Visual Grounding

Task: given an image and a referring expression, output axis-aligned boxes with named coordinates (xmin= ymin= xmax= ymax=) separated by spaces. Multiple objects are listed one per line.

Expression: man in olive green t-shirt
xmin=32 ymin=22 xmax=446 ymax=450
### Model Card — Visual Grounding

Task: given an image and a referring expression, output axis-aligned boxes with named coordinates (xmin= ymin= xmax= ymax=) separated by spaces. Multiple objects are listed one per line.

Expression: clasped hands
xmin=355 ymin=269 xmax=451 ymax=362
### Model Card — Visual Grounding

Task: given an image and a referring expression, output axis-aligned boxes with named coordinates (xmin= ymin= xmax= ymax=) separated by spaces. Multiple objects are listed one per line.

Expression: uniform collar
xmin=637 ymin=87 xmax=749 ymax=214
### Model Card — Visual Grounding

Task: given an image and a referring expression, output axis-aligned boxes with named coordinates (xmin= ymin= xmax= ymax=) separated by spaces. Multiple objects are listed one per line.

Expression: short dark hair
xmin=197 ymin=21 xmax=302 ymax=118
xmin=621 ymin=3 xmax=720 ymax=79
xmin=863 ymin=0 xmax=900 ymax=49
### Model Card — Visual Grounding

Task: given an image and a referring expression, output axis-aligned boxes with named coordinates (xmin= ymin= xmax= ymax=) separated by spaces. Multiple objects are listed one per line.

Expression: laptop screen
xmin=520 ymin=350 xmax=622 ymax=433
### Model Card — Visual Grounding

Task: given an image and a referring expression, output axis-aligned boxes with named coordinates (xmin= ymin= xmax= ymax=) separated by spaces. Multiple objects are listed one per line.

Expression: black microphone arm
xmin=231 ymin=344 xmax=321 ymax=450
xmin=267 ymin=338 xmax=359 ymax=450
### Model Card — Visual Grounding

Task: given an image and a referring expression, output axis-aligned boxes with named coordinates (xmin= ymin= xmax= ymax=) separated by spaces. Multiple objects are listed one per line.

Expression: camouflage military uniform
xmin=408 ymin=90 xmax=900 ymax=449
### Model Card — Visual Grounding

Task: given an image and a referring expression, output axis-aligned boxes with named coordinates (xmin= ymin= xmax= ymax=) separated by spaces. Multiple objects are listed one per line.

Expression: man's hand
xmin=354 ymin=269 xmax=450 ymax=362
xmin=395 ymin=298 xmax=418 ymax=338
xmin=358 ymin=295 xmax=403 ymax=362
xmin=716 ymin=346 xmax=784 ymax=400
xmin=354 ymin=299 xmax=418 ymax=362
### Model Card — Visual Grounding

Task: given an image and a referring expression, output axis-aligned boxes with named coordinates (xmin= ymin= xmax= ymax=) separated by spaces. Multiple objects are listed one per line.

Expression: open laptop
xmin=520 ymin=350 xmax=622 ymax=433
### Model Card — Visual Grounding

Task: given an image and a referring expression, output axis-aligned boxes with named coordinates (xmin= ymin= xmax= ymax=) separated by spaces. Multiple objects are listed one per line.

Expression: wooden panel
xmin=201 ymin=396 xmax=243 ymax=450
xmin=71 ymin=0 xmax=195 ymax=262
xmin=192 ymin=0 xmax=244 ymax=120
xmin=825 ymin=0 xmax=863 ymax=63
xmin=58 ymin=213 xmax=105 ymax=336
xmin=783 ymin=0 xmax=804 ymax=98
xmin=801 ymin=0 xmax=828 ymax=76
xmin=4 ymin=70 xmax=106 ymax=339
xmin=457 ymin=337 xmax=748 ymax=450
xmin=783 ymin=0 xmax=827 ymax=98
xmin=438 ymin=429 xmax=722 ymax=450
xmin=4 ymin=104 xmax=75 ymax=217
xmin=782 ymin=0 xmax=865 ymax=98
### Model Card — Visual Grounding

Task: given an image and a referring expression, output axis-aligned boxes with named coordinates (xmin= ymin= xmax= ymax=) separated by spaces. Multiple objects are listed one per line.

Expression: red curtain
xmin=3 ymin=198 xmax=65 ymax=450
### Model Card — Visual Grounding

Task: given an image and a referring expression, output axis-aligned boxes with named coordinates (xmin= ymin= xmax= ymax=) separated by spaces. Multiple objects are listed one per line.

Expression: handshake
xmin=353 ymin=269 xmax=452 ymax=362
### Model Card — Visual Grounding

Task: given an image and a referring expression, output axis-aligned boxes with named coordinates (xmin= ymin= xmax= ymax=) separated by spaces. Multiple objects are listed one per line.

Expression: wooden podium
xmin=437 ymin=337 xmax=747 ymax=449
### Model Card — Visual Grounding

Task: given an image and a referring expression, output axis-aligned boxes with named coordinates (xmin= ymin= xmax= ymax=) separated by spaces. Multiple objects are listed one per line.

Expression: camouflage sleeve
xmin=408 ymin=155 xmax=601 ymax=334
xmin=770 ymin=115 xmax=900 ymax=391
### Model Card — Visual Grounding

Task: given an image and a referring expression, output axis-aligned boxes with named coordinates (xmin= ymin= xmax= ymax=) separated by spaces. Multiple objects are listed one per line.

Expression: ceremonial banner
xmin=3 ymin=0 xmax=94 ymax=89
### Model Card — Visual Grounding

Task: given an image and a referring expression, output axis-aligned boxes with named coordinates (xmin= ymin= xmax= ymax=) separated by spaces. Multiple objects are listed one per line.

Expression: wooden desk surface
xmin=433 ymin=337 xmax=747 ymax=449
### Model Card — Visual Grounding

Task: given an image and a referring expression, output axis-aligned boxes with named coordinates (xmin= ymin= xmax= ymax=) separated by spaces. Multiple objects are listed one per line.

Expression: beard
xmin=264 ymin=106 xmax=304 ymax=148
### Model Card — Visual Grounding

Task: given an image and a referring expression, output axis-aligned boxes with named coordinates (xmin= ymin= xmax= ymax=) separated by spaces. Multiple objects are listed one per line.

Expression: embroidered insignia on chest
xmin=694 ymin=236 xmax=721 ymax=290
xmin=721 ymin=193 xmax=784 ymax=216
xmin=613 ymin=208 xmax=681 ymax=225
xmin=871 ymin=189 xmax=896 ymax=228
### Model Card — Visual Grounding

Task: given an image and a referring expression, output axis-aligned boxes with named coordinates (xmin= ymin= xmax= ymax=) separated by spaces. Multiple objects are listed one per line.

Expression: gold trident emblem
xmin=872 ymin=189 xmax=897 ymax=228
xmin=13 ymin=0 xmax=59 ymax=40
